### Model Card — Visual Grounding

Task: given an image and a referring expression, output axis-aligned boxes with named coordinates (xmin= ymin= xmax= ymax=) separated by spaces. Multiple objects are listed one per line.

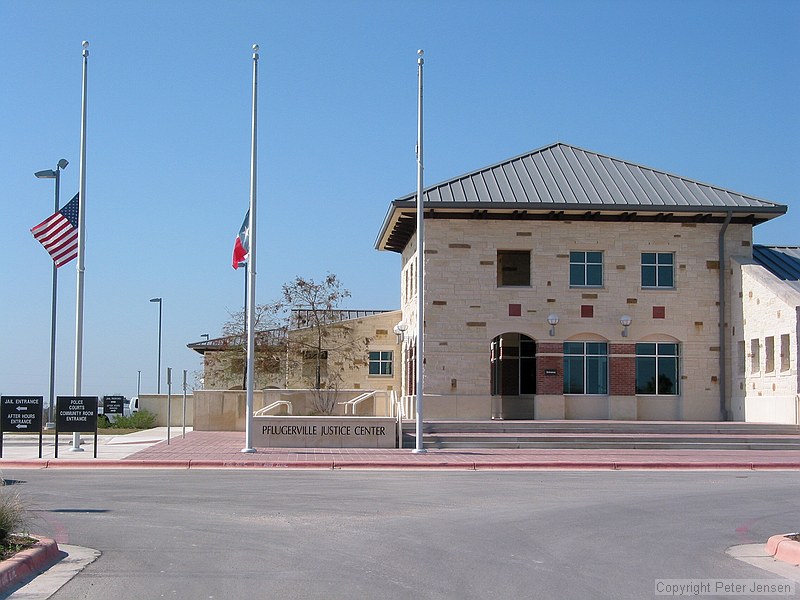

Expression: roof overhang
xmin=375 ymin=201 xmax=787 ymax=254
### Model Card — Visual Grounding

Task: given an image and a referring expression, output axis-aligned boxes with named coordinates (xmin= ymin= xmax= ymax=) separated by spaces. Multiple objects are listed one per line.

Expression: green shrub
xmin=109 ymin=409 xmax=157 ymax=430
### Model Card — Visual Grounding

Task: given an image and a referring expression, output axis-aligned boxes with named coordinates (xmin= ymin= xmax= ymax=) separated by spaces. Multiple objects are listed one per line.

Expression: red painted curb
xmin=766 ymin=534 xmax=800 ymax=566
xmin=0 ymin=537 xmax=62 ymax=595
xmin=0 ymin=458 xmax=799 ymax=471
xmin=188 ymin=460 xmax=336 ymax=469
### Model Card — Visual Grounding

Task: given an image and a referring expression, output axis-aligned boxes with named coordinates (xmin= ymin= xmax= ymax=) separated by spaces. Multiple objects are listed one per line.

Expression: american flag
xmin=31 ymin=193 xmax=79 ymax=268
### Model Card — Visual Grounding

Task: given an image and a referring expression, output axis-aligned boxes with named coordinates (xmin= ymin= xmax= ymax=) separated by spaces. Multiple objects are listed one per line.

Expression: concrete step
xmin=400 ymin=420 xmax=800 ymax=450
xmin=411 ymin=440 xmax=800 ymax=450
xmin=402 ymin=420 xmax=800 ymax=435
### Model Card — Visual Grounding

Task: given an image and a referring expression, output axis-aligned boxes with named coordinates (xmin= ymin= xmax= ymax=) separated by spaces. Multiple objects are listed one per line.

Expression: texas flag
xmin=232 ymin=209 xmax=249 ymax=269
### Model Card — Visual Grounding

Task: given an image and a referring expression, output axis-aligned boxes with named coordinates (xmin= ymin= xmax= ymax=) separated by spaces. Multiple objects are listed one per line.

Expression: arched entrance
xmin=490 ymin=333 xmax=536 ymax=419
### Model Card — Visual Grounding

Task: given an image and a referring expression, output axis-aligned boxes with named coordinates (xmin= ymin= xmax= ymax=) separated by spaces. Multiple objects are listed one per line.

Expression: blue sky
xmin=1 ymin=0 xmax=798 ymax=400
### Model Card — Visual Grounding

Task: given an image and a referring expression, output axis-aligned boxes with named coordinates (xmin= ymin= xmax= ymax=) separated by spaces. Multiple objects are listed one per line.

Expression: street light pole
xmin=150 ymin=298 xmax=162 ymax=394
xmin=34 ymin=158 xmax=69 ymax=428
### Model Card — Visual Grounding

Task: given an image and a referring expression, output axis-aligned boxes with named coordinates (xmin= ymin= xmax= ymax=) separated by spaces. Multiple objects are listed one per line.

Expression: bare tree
xmin=216 ymin=301 xmax=285 ymax=389
xmin=281 ymin=274 xmax=369 ymax=414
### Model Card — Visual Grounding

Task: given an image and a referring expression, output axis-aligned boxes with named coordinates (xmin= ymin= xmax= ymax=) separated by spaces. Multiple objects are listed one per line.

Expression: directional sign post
xmin=1 ymin=396 xmax=44 ymax=458
xmin=102 ymin=395 xmax=125 ymax=417
xmin=55 ymin=396 xmax=98 ymax=459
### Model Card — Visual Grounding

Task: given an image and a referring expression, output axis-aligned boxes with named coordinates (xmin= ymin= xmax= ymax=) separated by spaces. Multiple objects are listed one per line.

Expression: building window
xmin=570 ymin=251 xmax=603 ymax=287
xmin=765 ymin=336 xmax=775 ymax=373
xmin=780 ymin=334 xmax=791 ymax=372
xmin=497 ymin=250 xmax=530 ymax=287
xmin=563 ymin=342 xmax=608 ymax=395
xmin=750 ymin=339 xmax=760 ymax=374
xmin=737 ymin=340 xmax=746 ymax=375
xmin=641 ymin=252 xmax=674 ymax=288
xmin=368 ymin=351 xmax=393 ymax=376
xmin=635 ymin=343 xmax=679 ymax=395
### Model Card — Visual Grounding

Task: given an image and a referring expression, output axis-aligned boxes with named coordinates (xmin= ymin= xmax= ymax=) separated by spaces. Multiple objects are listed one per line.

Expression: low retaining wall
xmin=253 ymin=416 xmax=397 ymax=448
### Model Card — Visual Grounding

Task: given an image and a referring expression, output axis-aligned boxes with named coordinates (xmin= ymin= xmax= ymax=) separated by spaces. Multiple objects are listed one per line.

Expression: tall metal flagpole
xmin=242 ymin=43 xmax=259 ymax=453
xmin=72 ymin=40 xmax=89 ymax=452
xmin=413 ymin=49 xmax=426 ymax=453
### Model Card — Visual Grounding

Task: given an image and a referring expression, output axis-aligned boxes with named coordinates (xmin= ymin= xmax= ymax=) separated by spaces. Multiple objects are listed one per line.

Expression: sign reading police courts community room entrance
xmin=0 ymin=396 xmax=44 ymax=458
xmin=254 ymin=416 xmax=397 ymax=448
xmin=55 ymin=396 xmax=99 ymax=458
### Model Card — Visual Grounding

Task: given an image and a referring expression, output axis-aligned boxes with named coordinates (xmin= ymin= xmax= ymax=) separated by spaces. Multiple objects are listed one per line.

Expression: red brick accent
xmin=537 ymin=342 xmax=562 ymax=354
xmin=537 ymin=354 xmax=563 ymax=394
xmin=653 ymin=306 xmax=666 ymax=319
xmin=610 ymin=354 xmax=636 ymax=396
xmin=609 ymin=343 xmax=635 ymax=355
xmin=508 ymin=303 xmax=521 ymax=317
xmin=581 ymin=305 xmax=594 ymax=318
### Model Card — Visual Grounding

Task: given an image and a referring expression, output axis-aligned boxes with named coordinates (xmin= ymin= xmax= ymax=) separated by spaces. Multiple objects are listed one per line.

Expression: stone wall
xmin=730 ymin=258 xmax=800 ymax=423
xmin=398 ymin=219 xmax=755 ymax=420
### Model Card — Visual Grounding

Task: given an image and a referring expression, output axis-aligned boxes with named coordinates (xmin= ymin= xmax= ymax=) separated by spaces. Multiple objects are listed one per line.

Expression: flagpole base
xmin=411 ymin=448 xmax=427 ymax=454
xmin=241 ymin=447 xmax=256 ymax=454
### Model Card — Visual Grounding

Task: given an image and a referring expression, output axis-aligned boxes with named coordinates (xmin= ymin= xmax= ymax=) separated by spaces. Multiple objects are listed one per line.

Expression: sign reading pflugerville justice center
xmin=253 ymin=416 xmax=397 ymax=448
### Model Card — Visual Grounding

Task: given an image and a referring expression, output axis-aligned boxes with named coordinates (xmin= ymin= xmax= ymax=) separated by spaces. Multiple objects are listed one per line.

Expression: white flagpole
xmin=413 ymin=49 xmax=426 ymax=453
xmin=242 ymin=43 xmax=259 ymax=453
xmin=71 ymin=40 xmax=89 ymax=452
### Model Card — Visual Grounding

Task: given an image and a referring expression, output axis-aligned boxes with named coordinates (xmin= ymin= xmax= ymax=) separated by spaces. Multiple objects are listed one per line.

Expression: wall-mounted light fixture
xmin=547 ymin=313 xmax=559 ymax=337
xmin=393 ymin=321 xmax=408 ymax=344
xmin=620 ymin=315 xmax=632 ymax=337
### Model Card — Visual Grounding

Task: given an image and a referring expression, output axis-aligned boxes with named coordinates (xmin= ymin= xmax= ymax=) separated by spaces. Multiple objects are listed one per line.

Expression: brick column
xmin=536 ymin=342 xmax=563 ymax=395
xmin=609 ymin=343 xmax=636 ymax=396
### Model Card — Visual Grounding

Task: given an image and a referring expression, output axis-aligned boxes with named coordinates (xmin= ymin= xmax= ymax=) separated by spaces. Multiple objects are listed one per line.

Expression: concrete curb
xmin=0 ymin=537 xmax=62 ymax=595
xmin=1 ymin=458 xmax=800 ymax=470
xmin=766 ymin=534 xmax=800 ymax=566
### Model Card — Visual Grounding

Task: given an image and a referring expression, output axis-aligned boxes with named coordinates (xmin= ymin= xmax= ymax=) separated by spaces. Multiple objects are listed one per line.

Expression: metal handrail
xmin=254 ymin=400 xmax=293 ymax=416
xmin=339 ymin=391 xmax=376 ymax=415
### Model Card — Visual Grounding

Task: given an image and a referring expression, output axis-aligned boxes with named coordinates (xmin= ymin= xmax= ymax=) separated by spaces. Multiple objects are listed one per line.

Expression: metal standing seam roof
xmin=376 ymin=142 xmax=788 ymax=252
xmin=752 ymin=245 xmax=800 ymax=294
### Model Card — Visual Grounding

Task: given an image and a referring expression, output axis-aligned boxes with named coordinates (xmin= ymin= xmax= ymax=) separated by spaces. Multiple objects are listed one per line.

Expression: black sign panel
xmin=56 ymin=396 xmax=98 ymax=433
xmin=1 ymin=396 xmax=43 ymax=433
xmin=103 ymin=395 xmax=125 ymax=415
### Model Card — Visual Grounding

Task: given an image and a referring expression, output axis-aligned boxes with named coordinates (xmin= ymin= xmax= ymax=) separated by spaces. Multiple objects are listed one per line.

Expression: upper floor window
xmin=641 ymin=252 xmax=674 ymax=288
xmin=570 ymin=251 xmax=603 ymax=287
xmin=635 ymin=343 xmax=679 ymax=395
xmin=497 ymin=250 xmax=530 ymax=287
xmin=368 ymin=351 xmax=393 ymax=376
xmin=563 ymin=341 xmax=608 ymax=395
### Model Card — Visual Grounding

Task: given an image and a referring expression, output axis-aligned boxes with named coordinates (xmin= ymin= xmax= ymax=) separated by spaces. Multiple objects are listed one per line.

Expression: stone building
xmin=190 ymin=309 xmax=402 ymax=400
xmin=731 ymin=246 xmax=800 ymax=423
xmin=375 ymin=142 xmax=789 ymax=421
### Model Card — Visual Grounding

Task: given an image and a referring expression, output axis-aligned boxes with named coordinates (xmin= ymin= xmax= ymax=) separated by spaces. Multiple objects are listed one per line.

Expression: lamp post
xmin=34 ymin=158 xmax=69 ymax=427
xmin=150 ymin=298 xmax=162 ymax=393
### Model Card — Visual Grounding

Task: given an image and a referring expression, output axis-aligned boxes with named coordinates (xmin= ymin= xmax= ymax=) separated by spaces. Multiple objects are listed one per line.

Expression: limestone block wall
xmin=138 ymin=394 xmax=194 ymax=427
xmin=200 ymin=311 xmax=402 ymax=396
xmin=730 ymin=259 xmax=800 ymax=424
xmin=398 ymin=219 xmax=754 ymax=420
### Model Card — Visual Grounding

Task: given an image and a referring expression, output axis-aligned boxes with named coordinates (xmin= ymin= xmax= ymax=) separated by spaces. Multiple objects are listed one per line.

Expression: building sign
xmin=56 ymin=396 xmax=98 ymax=432
xmin=1 ymin=396 xmax=43 ymax=433
xmin=253 ymin=416 xmax=397 ymax=448
xmin=55 ymin=396 xmax=99 ymax=459
xmin=102 ymin=395 xmax=125 ymax=415
xmin=0 ymin=396 xmax=44 ymax=458
xmin=544 ymin=369 xmax=558 ymax=376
